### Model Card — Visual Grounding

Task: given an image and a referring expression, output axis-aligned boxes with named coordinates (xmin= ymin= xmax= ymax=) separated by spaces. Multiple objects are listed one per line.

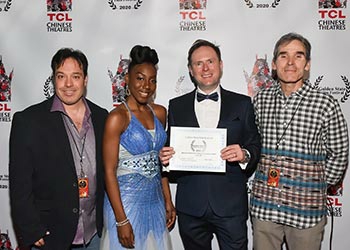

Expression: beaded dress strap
xmin=122 ymin=101 xmax=155 ymax=119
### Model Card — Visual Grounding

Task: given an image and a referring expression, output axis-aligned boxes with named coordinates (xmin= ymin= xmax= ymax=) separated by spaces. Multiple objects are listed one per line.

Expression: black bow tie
xmin=196 ymin=92 xmax=219 ymax=102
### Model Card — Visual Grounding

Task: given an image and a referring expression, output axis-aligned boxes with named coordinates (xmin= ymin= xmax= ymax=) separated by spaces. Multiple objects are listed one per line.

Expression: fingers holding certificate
xmin=167 ymin=126 xmax=227 ymax=172
xmin=159 ymin=146 xmax=175 ymax=166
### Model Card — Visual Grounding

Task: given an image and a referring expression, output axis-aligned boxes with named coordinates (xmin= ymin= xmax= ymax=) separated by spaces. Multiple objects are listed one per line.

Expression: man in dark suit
xmin=159 ymin=39 xmax=261 ymax=250
xmin=9 ymin=48 xmax=108 ymax=250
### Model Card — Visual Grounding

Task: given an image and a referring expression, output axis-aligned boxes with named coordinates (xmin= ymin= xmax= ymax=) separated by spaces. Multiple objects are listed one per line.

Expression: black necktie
xmin=196 ymin=92 xmax=219 ymax=102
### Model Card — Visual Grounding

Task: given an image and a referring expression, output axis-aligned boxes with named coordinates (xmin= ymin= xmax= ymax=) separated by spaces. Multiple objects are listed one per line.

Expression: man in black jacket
xmin=9 ymin=48 xmax=108 ymax=250
xmin=159 ymin=39 xmax=261 ymax=250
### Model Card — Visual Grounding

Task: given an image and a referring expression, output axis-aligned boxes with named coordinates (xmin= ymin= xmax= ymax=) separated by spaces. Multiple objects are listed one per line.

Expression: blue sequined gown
xmin=101 ymin=103 xmax=172 ymax=250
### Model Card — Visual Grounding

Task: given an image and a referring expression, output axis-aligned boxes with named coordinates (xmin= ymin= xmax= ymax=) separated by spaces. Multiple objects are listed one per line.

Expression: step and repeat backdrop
xmin=1 ymin=0 xmax=349 ymax=249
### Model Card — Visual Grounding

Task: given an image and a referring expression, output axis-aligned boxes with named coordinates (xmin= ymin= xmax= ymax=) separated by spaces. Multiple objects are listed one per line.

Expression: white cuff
xmin=239 ymin=162 xmax=248 ymax=170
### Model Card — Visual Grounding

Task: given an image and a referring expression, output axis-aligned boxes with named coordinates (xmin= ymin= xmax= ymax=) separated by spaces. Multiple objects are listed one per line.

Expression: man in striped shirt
xmin=250 ymin=32 xmax=349 ymax=250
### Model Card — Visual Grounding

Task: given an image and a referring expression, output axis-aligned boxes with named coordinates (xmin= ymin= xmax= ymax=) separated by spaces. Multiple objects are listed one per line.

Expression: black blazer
xmin=167 ymin=87 xmax=260 ymax=217
xmin=9 ymin=97 xmax=108 ymax=250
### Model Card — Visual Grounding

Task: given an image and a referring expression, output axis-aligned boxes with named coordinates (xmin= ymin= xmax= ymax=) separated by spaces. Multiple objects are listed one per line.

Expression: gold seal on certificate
xmin=169 ymin=127 xmax=227 ymax=172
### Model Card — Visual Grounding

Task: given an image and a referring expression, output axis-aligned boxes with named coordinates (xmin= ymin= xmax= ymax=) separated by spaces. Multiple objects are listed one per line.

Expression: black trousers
xmin=177 ymin=205 xmax=248 ymax=250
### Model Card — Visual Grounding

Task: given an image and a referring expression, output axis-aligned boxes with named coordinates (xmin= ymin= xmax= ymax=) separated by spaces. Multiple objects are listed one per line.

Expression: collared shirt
xmin=250 ymin=81 xmax=349 ymax=229
xmin=51 ymin=95 xmax=97 ymax=244
xmin=195 ymin=85 xmax=221 ymax=128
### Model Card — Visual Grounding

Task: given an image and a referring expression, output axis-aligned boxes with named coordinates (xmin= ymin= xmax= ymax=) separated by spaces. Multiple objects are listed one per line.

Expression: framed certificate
xmin=169 ymin=127 xmax=227 ymax=172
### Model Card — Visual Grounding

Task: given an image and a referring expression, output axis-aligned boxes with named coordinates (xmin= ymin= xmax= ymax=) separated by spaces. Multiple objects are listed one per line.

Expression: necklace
xmin=64 ymin=115 xmax=88 ymax=178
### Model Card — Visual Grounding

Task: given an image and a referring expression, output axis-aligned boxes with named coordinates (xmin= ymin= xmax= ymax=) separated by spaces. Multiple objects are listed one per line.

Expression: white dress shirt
xmin=194 ymin=85 xmax=221 ymax=128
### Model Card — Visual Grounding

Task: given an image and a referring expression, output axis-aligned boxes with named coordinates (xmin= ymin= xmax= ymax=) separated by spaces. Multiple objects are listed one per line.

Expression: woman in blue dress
xmin=101 ymin=45 xmax=176 ymax=249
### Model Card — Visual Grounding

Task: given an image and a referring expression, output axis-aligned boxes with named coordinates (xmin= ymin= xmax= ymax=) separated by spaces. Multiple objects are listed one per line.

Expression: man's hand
xmin=34 ymin=238 xmax=45 ymax=247
xmin=34 ymin=231 xmax=50 ymax=247
xmin=221 ymin=144 xmax=244 ymax=162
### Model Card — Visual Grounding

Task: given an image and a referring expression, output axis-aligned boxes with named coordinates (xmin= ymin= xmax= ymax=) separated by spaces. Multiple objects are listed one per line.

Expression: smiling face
xmin=189 ymin=46 xmax=223 ymax=93
xmin=125 ymin=63 xmax=157 ymax=104
xmin=54 ymin=57 xmax=87 ymax=109
xmin=272 ymin=39 xmax=310 ymax=91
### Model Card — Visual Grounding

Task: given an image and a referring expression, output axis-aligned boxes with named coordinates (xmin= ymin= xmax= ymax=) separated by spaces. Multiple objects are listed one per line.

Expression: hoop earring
xmin=125 ymin=85 xmax=130 ymax=96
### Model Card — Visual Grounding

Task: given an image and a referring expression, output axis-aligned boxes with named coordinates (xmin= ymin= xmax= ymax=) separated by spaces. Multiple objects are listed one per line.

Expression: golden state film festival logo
xmin=318 ymin=0 xmax=347 ymax=30
xmin=311 ymin=75 xmax=350 ymax=103
xmin=47 ymin=0 xmax=73 ymax=32
xmin=0 ymin=172 xmax=9 ymax=189
xmin=44 ymin=75 xmax=54 ymax=99
xmin=179 ymin=0 xmax=207 ymax=31
xmin=108 ymin=0 xmax=143 ymax=11
xmin=243 ymin=0 xmax=282 ymax=9
xmin=174 ymin=74 xmax=195 ymax=97
xmin=0 ymin=0 xmax=12 ymax=12
xmin=0 ymin=56 xmax=13 ymax=122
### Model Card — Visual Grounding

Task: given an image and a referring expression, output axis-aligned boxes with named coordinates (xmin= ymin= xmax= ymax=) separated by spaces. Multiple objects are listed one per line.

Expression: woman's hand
xmin=165 ymin=200 xmax=176 ymax=230
xmin=117 ymin=222 xmax=135 ymax=249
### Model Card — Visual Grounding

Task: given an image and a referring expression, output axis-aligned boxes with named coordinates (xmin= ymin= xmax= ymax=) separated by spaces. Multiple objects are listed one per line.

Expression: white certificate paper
xmin=169 ymin=127 xmax=227 ymax=172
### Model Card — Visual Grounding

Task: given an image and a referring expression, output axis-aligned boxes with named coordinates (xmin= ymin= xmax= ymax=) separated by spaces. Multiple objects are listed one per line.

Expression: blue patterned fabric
xmin=101 ymin=103 xmax=172 ymax=250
